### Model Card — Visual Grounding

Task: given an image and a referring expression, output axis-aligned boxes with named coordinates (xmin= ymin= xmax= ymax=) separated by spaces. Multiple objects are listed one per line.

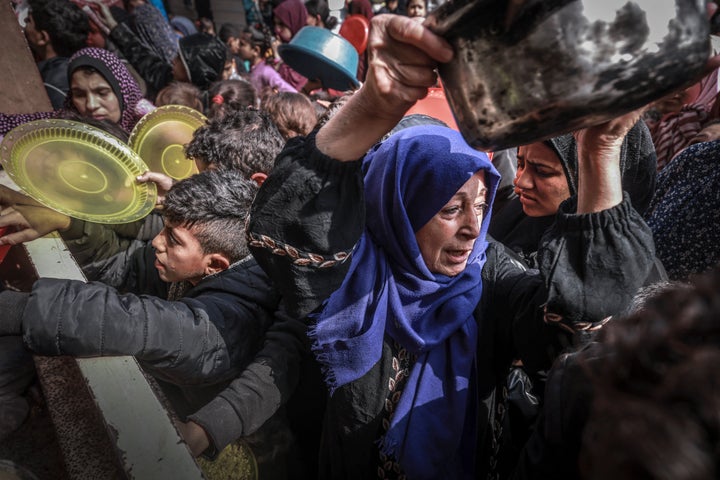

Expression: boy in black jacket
xmin=0 ymin=170 xmax=280 ymax=442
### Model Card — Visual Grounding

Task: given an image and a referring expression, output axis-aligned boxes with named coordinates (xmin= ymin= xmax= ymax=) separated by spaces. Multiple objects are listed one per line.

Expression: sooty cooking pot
xmin=427 ymin=0 xmax=710 ymax=150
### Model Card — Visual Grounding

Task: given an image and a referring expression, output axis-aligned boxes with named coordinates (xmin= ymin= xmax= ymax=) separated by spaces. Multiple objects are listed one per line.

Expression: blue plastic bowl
xmin=278 ymin=26 xmax=360 ymax=91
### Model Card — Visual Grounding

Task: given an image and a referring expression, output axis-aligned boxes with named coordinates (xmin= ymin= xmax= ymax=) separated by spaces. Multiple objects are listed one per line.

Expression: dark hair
xmin=218 ymin=22 xmax=242 ymax=43
xmin=243 ymin=25 xmax=274 ymax=60
xmin=185 ymin=107 xmax=284 ymax=177
xmin=304 ymin=0 xmax=338 ymax=29
xmin=262 ymin=91 xmax=318 ymax=139
xmin=207 ymin=78 xmax=258 ymax=119
xmin=28 ymin=0 xmax=89 ymax=58
xmin=163 ymin=170 xmax=258 ymax=262
xmin=579 ymin=266 xmax=720 ymax=480
xmin=155 ymin=81 xmax=204 ymax=112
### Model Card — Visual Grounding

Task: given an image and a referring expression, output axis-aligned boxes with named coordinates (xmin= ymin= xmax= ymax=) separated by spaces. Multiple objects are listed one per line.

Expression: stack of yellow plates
xmin=129 ymin=105 xmax=207 ymax=181
xmin=0 ymin=119 xmax=157 ymax=224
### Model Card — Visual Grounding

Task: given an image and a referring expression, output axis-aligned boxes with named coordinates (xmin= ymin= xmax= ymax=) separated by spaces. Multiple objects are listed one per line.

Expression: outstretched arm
xmin=573 ymin=110 xmax=644 ymax=214
xmin=316 ymin=14 xmax=453 ymax=161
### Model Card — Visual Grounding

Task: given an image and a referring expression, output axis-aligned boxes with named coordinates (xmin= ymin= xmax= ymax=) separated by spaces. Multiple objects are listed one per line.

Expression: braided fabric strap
xmin=246 ymin=231 xmax=354 ymax=268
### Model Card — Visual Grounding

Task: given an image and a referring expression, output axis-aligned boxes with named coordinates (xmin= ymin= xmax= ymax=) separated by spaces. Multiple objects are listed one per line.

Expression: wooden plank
xmin=0 ymin=0 xmax=52 ymax=113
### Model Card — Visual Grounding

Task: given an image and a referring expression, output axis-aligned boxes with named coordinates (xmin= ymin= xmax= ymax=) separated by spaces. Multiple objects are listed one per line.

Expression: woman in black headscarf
xmin=489 ymin=120 xmax=658 ymax=269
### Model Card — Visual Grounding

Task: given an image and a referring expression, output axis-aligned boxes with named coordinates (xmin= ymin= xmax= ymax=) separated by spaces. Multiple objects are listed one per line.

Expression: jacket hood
xmin=179 ymin=33 xmax=227 ymax=90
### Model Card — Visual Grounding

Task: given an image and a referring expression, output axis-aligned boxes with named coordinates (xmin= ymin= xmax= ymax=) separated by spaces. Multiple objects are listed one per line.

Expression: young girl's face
xmin=238 ymin=37 xmax=257 ymax=61
xmin=274 ymin=17 xmax=293 ymax=42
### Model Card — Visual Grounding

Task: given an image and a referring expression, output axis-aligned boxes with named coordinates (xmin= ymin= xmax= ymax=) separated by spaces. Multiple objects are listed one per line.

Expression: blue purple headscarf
xmin=311 ymin=125 xmax=500 ymax=479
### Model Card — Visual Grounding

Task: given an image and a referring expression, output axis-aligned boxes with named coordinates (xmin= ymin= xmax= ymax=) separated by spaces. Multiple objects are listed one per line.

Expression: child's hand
xmin=137 ymin=171 xmax=176 ymax=207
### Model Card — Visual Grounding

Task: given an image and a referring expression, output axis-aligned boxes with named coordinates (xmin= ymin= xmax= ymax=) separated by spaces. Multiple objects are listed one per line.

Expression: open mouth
xmin=446 ymin=249 xmax=472 ymax=263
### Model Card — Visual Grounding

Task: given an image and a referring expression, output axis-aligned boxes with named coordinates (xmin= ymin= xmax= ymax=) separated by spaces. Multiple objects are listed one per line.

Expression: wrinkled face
xmin=689 ymin=122 xmax=720 ymax=146
xmin=70 ymin=70 xmax=122 ymax=123
xmin=514 ymin=142 xmax=571 ymax=217
xmin=151 ymin=221 xmax=212 ymax=285
xmin=415 ymin=171 xmax=487 ymax=277
xmin=274 ymin=17 xmax=293 ymax=42
xmin=407 ymin=0 xmax=426 ymax=18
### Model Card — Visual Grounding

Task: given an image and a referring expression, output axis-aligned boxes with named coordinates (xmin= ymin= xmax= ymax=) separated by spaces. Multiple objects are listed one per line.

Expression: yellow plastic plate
xmin=129 ymin=105 xmax=207 ymax=180
xmin=0 ymin=119 xmax=157 ymax=224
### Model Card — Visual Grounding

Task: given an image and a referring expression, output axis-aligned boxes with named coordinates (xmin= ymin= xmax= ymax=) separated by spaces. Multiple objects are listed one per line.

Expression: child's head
xmin=218 ymin=22 xmax=243 ymax=55
xmin=407 ymin=0 xmax=427 ymax=19
xmin=185 ymin=107 xmax=284 ymax=182
xmin=154 ymin=81 xmax=204 ymax=112
xmin=239 ymin=26 xmax=273 ymax=62
xmin=262 ymin=91 xmax=318 ymax=140
xmin=207 ymin=78 xmax=258 ymax=119
xmin=152 ymin=170 xmax=258 ymax=284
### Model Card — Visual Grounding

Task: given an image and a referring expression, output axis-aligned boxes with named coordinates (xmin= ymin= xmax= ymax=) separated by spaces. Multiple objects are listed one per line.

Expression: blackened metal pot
xmin=427 ymin=0 xmax=710 ymax=150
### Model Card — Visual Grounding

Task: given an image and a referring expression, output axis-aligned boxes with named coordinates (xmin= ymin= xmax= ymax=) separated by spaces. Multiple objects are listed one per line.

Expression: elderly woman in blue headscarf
xmin=177 ymin=15 xmax=658 ymax=479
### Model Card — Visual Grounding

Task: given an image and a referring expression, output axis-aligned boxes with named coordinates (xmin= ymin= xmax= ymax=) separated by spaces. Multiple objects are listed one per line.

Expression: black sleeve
xmin=486 ymin=193 xmax=656 ymax=375
xmin=188 ymin=309 xmax=310 ymax=453
xmin=20 ymin=273 xmax=273 ymax=386
xmin=247 ymin=131 xmax=364 ymax=318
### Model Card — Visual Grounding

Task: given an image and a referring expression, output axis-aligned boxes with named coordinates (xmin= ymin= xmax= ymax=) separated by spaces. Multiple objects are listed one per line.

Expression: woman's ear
xmin=250 ymin=172 xmax=268 ymax=186
xmin=205 ymin=253 xmax=231 ymax=276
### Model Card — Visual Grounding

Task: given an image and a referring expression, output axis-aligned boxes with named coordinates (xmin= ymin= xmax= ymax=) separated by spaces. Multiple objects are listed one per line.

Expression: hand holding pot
xmin=574 ymin=109 xmax=645 ymax=214
xmin=316 ymin=14 xmax=453 ymax=161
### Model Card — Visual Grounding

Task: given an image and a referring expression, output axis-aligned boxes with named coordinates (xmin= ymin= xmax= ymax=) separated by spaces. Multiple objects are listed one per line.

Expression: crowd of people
xmin=0 ymin=0 xmax=720 ymax=479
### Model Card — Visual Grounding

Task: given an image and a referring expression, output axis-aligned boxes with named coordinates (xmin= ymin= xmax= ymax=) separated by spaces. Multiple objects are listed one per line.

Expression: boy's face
xmin=151 ymin=221 xmax=213 ymax=285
